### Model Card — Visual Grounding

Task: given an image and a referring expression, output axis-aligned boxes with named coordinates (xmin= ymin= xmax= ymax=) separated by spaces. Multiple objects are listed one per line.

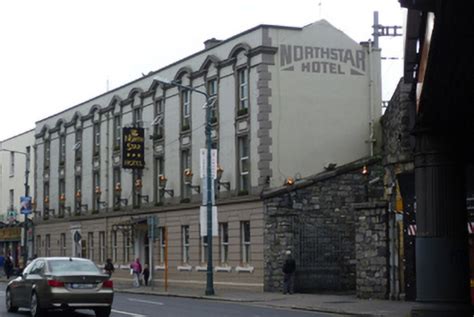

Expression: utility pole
xmin=153 ymin=76 xmax=216 ymax=296
xmin=372 ymin=11 xmax=402 ymax=49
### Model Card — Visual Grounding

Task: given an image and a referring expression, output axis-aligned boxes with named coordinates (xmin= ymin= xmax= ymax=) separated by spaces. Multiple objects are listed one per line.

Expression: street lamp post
xmin=153 ymin=77 xmax=215 ymax=295
xmin=1 ymin=149 xmax=30 ymax=267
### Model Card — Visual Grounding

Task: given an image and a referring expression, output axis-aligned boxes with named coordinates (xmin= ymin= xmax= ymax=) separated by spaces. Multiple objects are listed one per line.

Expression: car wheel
xmin=5 ymin=288 xmax=19 ymax=312
xmin=94 ymin=306 xmax=112 ymax=317
xmin=30 ymin=292 xmax=46 ymax=317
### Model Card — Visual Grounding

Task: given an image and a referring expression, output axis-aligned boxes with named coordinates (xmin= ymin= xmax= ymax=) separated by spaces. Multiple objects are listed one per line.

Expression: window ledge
xmin=195 ymin=265 xmax=207 ymax=272
xmin=119 ymin=264 xmax=130 ymax=270
xmin=155 ymin=265 xmax=166 ymax=271
xmin=177 ymin=265 xmax=192 ymax=272
xmin=235 ymin=265 xmax=254 ymax=273
xmin=97 ymin=264 xmax=105 ymax=269
xmin=215 ymin=266 xmax=232 ymax=273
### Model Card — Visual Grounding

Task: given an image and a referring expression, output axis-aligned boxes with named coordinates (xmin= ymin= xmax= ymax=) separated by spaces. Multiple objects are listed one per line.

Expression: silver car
xmin=5 ymin=257 xmax=114 ymax=317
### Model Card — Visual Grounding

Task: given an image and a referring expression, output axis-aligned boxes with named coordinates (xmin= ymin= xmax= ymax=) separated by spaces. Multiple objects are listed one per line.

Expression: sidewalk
xmin=115 ymin=282 xmax=416 ymax=317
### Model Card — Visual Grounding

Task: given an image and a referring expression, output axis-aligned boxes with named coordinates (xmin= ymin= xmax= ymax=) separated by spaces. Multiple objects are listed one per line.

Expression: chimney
xmin=204 ymin=38 xmax=221 ymax=49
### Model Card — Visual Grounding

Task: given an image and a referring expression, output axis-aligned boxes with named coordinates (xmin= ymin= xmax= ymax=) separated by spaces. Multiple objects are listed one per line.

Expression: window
xmin=88 ymin=232 xmax=94 ymax=261
xmin=99 ymin=231 xmax=106 ymax=263
xmin=123 ymin=231 xmax=132 ymax=263
xmin=45 ymin=234 xmax=51 ymax=257
xmin=9 ymin=152 xmax=14 ymax=176
xmin=159 ymin=227 xmax=166 ymax=264
xmin=113 ymin=116 xmax=122 ymax=150
xmin=207 ymin=78 xmax=218 ymax=122
xmin=237 ymin=68 xmax=249 ymax=111
xmin=93 ymin=172 xmax=100 ymax=210
xmin=112 ymin=230 xmax=118 ymax=263
xmin=132 ymin=170 xmax=142 ymax=207
xmin=200 ymin=234 xmax=208 ymax=264
xmin=44 ymin=139 xmax=50 ymax=168
xmin=241 ymin=221 xmax=251 ymax=264
xmin=60 ymin=233 xmax=66 ymax=256
xmin=133 ymin=107 xmax=142 ymax=127
xmin=93 ymin=122 xmax=100 ymax=156
xmin=181 ymin=225 xmax=190 ymax=264
xmin=238 ymin=135 xmax=250 ymax=192
xmin=43 ymin=182 xmax=50 ymax=212
xmin=219 ymin=223 xmax=229 ymax=264
xmin=154 ymin=156 xmax=164 ymax=202
xmin=75 ymin=175 xmax=81 ymax=213
xmin=153 ymin=99 xmax=164 ymax=139
xmin=181 ymin=150 xmax=191 ymax=199
xmin=58 ymin=179 xmax=65 ymax=217
xmin=59 ymin=134 xmax=66 ymax=164
xmin=75 ymin=129 xmax=82 ymax=161
xmin=181 ymin=90 xmax=191 ymax=130
xmin=113 ymin=168 xmax=121 ymax=208
xmin=36 ymin=235 xmax=42 ymax=257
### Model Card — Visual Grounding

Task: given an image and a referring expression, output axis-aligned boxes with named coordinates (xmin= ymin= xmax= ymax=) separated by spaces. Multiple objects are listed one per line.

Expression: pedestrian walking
xmin=142 ymin=263 xmax=150 ymax=286
xmin=282 ymin=250 xmax=296 ymax=294
xmin=130 ymin=258 xmax=142 ymax=287
xmin=104 ymin=258 xmax=115 ymax=277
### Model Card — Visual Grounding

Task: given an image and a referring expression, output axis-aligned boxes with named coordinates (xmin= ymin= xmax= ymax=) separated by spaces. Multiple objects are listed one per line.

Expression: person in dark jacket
xmin=104 ymin=258 xmax=115 ymax=277
xmin=142 ymin=264 xmax=150 ymax=286
xmin=4 ymin=254 xmax=13 ymax=279
xmin=282 ymin=250 xmax=296 ymax=294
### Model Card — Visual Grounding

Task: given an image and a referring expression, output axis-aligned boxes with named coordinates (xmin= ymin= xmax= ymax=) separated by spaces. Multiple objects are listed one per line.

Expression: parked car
xmin=5 ymin=257 xmax=113 ymax=317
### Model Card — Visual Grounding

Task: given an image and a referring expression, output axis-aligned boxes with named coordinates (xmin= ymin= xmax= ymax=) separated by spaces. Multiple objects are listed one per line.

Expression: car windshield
xmin=48 ymin=259 xmax=100 ymax=274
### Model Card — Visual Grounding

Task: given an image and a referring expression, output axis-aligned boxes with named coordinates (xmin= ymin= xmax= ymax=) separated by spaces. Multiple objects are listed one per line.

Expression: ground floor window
xmin=241 ymin=221 xmax=250 ymax=264
xmin=99 ymin=231 xmax=105 ymax=263
xmin=88 ymin=232 xmax=94 ymax=261
xmin=60 ymin=233 xmax=66 ymax=256
xmin=182 ymin=225 xmax=190 ymax=264
xmin=159 ymin=227 xmax=166 ymax=264
xmin=219 ymin=222 xmax=229 ymax=264
xmin=45 ymin=234 xmax=51 ymax=257
xmin=111 ymin=231 xmax=118 ymax=263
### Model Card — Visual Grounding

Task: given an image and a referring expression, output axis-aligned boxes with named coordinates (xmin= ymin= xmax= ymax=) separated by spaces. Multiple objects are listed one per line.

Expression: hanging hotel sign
xmin=122 ymin=127 xmax=145 ymax=169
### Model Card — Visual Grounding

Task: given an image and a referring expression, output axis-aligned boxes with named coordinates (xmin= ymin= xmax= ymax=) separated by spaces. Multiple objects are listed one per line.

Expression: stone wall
xmin=381 ymin=78 xmax=415 ymax=167
xmin=354 ymin=202 xmax=389 ymax=299
xmin=263 ymin=157 xmax=385 ymax=293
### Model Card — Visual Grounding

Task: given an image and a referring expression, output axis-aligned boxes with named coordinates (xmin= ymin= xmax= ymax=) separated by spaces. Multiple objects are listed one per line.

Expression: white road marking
xmin=111 ymin=309 xmax=147 ymax=317
xmin=128 ymin=298 xmax=164 ymax=305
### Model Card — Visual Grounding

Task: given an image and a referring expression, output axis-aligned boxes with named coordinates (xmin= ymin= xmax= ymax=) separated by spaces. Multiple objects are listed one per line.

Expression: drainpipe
xmin=367 ymin=40 xmax=375 ymax=157
xmin=105 ymin=112 xmax=110 ymax=210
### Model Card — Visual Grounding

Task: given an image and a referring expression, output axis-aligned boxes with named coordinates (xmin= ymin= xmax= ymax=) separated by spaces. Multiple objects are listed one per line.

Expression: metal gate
xmin=295 ymin=223 xmax=352 ymax=293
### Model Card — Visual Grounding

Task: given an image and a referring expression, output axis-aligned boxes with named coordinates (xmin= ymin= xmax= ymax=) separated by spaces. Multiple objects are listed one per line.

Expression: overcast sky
xmin=0 ymin=0 xmax=405 ymax=141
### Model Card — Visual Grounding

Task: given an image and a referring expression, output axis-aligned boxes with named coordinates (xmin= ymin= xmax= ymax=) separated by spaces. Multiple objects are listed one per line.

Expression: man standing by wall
xmin=282 ymin=250 xmax=296 ymax=294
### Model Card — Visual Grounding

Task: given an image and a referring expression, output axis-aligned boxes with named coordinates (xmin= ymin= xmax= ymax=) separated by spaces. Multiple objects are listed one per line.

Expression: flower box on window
xmin=237 ymin=108 xmax=248 ymax=117
xmin=150 ymin=133 xmax=163 ymax=141
xmin=181 ymin=123 xmax=190 ymax=132
xmin=238 ymin=189 xmax=249 ymax=196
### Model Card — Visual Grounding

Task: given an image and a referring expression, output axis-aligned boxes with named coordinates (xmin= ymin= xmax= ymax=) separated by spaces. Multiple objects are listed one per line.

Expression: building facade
xmin=30 ymin=20 xmax=381 ymax=290
xmin=0 ymin=129 xmax=35 ymax=266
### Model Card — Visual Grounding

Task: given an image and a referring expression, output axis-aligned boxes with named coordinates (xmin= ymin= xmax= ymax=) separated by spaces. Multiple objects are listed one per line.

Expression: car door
xmin=25 ymin=260 xmax=46 ymax=305
xmin=13 ymin=260 xmax=36 ymax=307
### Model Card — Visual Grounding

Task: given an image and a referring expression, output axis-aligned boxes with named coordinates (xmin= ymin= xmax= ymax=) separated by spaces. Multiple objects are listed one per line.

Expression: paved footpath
xmin=113 ymin=279 xmax=416 ymax=317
